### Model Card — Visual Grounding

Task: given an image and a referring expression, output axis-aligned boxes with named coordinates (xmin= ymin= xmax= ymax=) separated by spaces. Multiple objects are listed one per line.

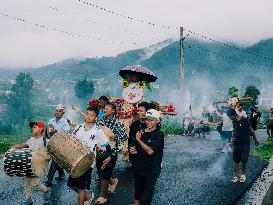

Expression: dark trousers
xmin=47 ymin=160 xmax=65 ymax=182
xmin=134 ymin=175 xmax=158 ymax=205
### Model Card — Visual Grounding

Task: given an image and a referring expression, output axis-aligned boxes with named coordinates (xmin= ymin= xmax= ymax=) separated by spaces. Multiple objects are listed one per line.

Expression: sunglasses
xmin=55 ymin=110 xmax=64 ymax=113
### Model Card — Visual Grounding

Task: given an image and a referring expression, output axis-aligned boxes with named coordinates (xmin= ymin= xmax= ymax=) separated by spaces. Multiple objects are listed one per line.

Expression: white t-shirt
xmin=26 ymin=137 xmax=45 ymax=150
xmin=73 ymin=123 xmax=109 ymax=167
xmin=222 ymin=113 xmax=233 ymax=131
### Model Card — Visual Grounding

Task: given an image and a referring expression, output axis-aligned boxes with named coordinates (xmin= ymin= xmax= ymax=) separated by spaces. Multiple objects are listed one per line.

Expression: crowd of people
xmin=10 ymin=96 xmax=164 ymax=205
xmin=181 ymin=102 xmax=273 ymax=183
xmin=6 ymin=93 xmax=273 ymax=204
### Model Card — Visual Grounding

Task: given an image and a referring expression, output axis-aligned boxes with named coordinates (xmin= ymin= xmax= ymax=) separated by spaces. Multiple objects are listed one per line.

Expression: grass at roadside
xmin=253 ymin=140 xmax=273 ymax=160
xmin=0 ymin=139 xmax=11 ymax=154
xmin=161 ymin=116 xmax=184 ymax=135
xmin=0 ymin=132 xmax=31 ymax=154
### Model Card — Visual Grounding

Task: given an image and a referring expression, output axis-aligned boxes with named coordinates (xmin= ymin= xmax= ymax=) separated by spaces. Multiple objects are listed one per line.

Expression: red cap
xmin=29 ymin=122 xmax=45 ymax=130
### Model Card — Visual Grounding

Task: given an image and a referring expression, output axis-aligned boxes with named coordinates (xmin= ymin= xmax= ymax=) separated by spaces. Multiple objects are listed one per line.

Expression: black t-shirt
xmin=249 ymin=108 xmax=261 ymax=123
xmin=134 ymin=129 xmax=164 ymax=177
xmin=233 ymin=118 xmax=251 ymax=146
xmin=128 ymin=119 xmax=147 ymax=146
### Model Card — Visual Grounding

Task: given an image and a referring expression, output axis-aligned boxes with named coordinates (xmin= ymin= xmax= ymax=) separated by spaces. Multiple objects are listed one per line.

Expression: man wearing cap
xmin=45 ymin=104 xmax=70 ymax=187
xmin=227 ymin=108 xmax=259 ymax=183
xmin=129 ymin=109 xmax=164 ymax=205
xmin=249 ymin=105 xmax=261 ymax=131
xmin=13 ymin=122 xmax=51 ymax=205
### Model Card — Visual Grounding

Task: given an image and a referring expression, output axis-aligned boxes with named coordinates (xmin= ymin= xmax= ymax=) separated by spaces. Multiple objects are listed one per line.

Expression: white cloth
xmin=48 ymin=117 xmax=70 ymax=132
xmin=25 ymin=137 xmax=45 ymax=150
xmin=73 ymin=123 xmax=109 ymax=167
xmin=222 ymin=113 xmax=233 ymax=131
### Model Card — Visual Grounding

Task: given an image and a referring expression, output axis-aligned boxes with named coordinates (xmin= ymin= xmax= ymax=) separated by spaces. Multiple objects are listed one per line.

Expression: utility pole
xmin=180 ymin=27 xmax=185 ymax=112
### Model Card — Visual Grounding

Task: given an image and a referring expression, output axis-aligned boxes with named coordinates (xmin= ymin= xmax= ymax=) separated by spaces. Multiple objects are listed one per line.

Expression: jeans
xmin=47 ymin=160 xmax=65 ymax=182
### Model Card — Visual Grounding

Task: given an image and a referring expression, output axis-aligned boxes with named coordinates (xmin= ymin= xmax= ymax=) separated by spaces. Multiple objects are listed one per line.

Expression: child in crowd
xmin=13 ymin=122 xmax=51 ymax=205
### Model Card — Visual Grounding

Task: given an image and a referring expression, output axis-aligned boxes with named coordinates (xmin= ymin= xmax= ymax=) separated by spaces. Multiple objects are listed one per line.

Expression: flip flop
xmin=239 ymin=174 xmax=246 ymax=183
xmin=108 ymin=178 xmax=118 ymax=194
xmin=231 ymin=176 xmax=239 ymax=183
xmin=95 ymin=196 xmax=107 ymax=204
xmin=84 ymin=192 xmax=94 ymax=205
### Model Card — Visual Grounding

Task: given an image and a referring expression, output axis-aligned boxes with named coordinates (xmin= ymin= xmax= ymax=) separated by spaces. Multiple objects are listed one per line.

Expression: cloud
xmin=0 ymin=0 xmax=273 ymax=68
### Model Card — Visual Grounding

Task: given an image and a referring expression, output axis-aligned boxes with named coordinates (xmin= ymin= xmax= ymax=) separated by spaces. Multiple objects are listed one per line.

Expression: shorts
xmin=134 ymin=175 xmax=158 ymax=205
xmin=96 ymin=154 xmax=117 ymax=180
xmin=250 ymin=122 xmax=258 ymax=131
xmin=233 ymin=144 xmax=250 ymax=163
xmin=67 ymin=167 xmax=93 ymax=190
xmin=267 ymin=124 xmax=273 ymax=130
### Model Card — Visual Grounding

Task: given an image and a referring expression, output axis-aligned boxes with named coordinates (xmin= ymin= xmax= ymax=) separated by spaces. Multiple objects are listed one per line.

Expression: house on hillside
xmin=0 ymin=104 xmax=8 ymax=113
xmin=259 ymin=87 xmax=273 ymax=108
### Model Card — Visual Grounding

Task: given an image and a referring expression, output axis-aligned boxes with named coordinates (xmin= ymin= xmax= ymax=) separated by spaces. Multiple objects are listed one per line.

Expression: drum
xmin=47 ymin=132 xmax=95 ymax=178
xmin=3 ymin=148 xmax=49 ymax=177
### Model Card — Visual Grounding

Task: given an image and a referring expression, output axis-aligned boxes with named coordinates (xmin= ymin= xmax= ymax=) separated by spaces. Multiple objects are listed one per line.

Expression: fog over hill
xmin=0 ymin=38 xmax=272 ymax=111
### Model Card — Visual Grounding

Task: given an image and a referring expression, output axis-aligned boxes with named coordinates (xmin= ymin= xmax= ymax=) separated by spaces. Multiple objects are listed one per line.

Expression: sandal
xmin=84 ymin=192 xmax=94 ymax=205
xmin=231 ymin=176 xmax=239 ymax=183
xmin=95 ymin=196 xmax=107 ymax=204
xmin=20 ymin=198 xmax=33 ymax=205
xmin=239 ymin=174 xmax=246 ymax=183
xmin=108 ymin=178 xmax=118 ymax=194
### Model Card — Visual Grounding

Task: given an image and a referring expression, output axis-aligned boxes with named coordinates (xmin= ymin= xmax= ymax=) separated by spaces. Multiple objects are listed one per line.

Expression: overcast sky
xmin=0 ymin=0 xmax=273 ymax=68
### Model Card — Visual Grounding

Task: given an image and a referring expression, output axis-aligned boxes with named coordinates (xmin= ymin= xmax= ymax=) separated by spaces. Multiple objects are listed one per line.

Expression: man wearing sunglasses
xmin=45 ymin=104 xmax=70 ymax=187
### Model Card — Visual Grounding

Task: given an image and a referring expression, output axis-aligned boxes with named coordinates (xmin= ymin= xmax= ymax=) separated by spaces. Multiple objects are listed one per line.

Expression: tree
xmin=243 ymin=85 xmax=260 ymax=105
xmin=74 ymin=79 xmax=94 ymax=107
xmin=228 ymin=86 xmax=238 ymax=97
xmin=5 ymin=72 xmax=34 ymax=128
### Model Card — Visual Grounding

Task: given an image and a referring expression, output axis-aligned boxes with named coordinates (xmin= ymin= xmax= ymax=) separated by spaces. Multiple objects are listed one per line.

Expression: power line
xmin=184 ymin=41 xmax=273 ymax=71
xmin=0 ymin=11 xmax=137 ymax=49
xmin=77 ymin=0 xmax=177 ymax=30
xmin=31 ymin=0 xmax=161 ymax=42
xmin=76 ymin=0 xmax=273 ymax=62
xmin=185 ymin=30 xmax=273 ymax=62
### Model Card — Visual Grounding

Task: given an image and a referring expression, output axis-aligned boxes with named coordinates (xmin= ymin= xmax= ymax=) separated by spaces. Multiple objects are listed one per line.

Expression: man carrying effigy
xmin=95 ymin=102 xmax=128 ymax=204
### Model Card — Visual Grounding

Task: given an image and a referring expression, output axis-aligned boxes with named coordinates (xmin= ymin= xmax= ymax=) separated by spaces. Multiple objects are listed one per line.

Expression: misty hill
xmin=1 ymin=38 xmax=272 ymax=105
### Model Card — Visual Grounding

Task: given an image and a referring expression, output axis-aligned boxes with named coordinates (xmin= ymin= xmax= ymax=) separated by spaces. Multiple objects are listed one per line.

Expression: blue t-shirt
xmin=98 ymin=109 xmax=104 ymax=120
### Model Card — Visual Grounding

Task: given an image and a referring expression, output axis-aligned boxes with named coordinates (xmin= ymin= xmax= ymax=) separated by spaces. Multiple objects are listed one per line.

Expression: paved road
xmin=0 ymin=130 xmax=269 ymax=205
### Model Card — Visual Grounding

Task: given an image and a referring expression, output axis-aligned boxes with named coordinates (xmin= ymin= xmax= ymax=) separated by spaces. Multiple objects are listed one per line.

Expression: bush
xmin=0 ymin=140 xmax=11 ymax=154
xmin=161 ymin=117 xmax=184 ymax=135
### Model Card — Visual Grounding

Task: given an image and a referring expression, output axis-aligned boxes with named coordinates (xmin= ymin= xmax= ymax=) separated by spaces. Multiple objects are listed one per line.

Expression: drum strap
xmin=74 ymin=125 xmax=82 ymax=135
xmin=43 ymin=136 xmax=47 ymax=148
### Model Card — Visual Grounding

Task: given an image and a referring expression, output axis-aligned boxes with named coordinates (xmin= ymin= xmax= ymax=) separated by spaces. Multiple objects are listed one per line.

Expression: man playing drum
xmin=45 ymin=104 xmax=70 ymax=187
xmin=12 ymin=122 xmax=51 ymax=205
xmin=67 ymin=106 xmax=112 ymax=205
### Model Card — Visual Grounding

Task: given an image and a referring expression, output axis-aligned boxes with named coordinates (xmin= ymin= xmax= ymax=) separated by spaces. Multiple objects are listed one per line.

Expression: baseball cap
xmin=145 ymin=109 xmax=161 ymax=120
xmin=56 ymin=104 xmax=65 ymax=110
xmin=29 ymin=122 xmax=45 ymax=130
xmin=227 ymin=109 xmax=238 ymax=117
